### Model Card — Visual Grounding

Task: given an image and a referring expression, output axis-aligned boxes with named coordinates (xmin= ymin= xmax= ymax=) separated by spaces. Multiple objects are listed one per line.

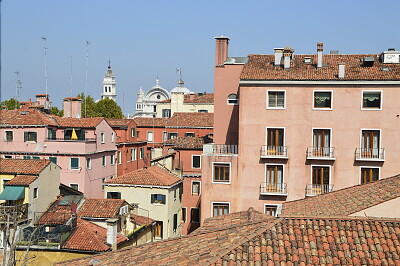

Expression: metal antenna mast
xmin=70 ymin=56 xmax=73 ymax=97
xmin=14 ymin=71 xmax=22 ymax=101
xmin=84 ymin=41 xmax=90 ymax=118
xmin=41 ymin=37 xmax=48 ymax=96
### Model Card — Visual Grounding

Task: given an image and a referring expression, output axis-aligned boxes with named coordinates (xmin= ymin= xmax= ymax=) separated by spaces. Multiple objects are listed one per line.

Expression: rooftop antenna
xmin=84 ymin=40 xmax=90 ymax=118
xmin=41 ymin=37 xmax=48 ymax=96
xmin=70 ymin=55 xmax=73 ymax=97
xmin=14 ymin=71 xmax=22 ymax=101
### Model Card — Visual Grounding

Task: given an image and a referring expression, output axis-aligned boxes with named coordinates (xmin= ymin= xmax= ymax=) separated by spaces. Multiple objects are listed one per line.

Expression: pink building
xmin=202 ymin=37 xmax=400 ymax=221
xmin=0 ymin=108 xmax=116 ymax=198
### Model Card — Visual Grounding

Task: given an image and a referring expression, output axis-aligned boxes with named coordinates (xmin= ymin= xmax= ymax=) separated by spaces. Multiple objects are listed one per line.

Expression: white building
xmin=100 ymin=63 xmax=117 ymax=101
xmin=133 ymin=79 xmax=171 ymax=117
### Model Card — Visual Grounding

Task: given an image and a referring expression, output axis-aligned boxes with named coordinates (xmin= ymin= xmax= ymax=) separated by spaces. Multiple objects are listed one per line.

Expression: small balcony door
xmin=313 ymin=129 xmax=330 ymax=156
xmin=361 ymin=130 xmax=379 ymax=157
xmin=267 ymin=128 xmax=284 ymax=155
xmin=265 ymin=165 xmax=283 ymax=193
xmin=311 ymin=166 xmax=330 ymax=195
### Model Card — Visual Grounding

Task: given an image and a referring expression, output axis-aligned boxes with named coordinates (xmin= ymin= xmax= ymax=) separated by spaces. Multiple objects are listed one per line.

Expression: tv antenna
xmin=84 ymin=40 xmax=90 ymax=118
xmin=70 ymin=56 xmax=73 ymax=97
xmin=41 ymin=37 xmax=48 ymax=96
xmin=14 ymin=71 xmax=22 ymax=101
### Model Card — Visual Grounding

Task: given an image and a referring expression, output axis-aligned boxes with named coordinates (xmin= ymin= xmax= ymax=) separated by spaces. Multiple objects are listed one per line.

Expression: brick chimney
xmin=317 ymin=42 xmax=324 ymax=69
xmin=283 ymin=47 xmax=293 ymax=70
xmin=274 ymin=48 xmax=284 ymax=67
xmin=215 ymin=36 xmax=230 ymax=66
xmin=63 ymin=97 xmax=82 ymax=118
xmin=106 ymin=218 xmax=118 ymax=251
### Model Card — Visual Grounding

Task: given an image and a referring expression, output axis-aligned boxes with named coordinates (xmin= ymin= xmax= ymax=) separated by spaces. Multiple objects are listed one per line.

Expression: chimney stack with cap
xmin=283 ymin=47 xmax=293 ymax=70
xmin=317 ymin=42 xmax=324 ymax=69
xmin=215 ymin=36 xmax=230 ymax=66
xmin=338 ymin=63 xmax=345 ymax=79
xmin=274 ymin=48 xmax=284 ymax=67
xmin=106 ymin=218 xmax=118 ymax=251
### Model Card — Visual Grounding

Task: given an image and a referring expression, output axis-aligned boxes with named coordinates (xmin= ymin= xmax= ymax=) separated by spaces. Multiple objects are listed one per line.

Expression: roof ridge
xmin=279 ymin=215 xmax=400 ymax=222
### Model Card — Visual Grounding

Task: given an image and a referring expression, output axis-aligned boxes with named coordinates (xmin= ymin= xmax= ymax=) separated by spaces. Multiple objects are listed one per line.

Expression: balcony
xmin=208 ymin=144 xmax=238 ymax=155
xmin=0 ymin=203 xmax=29 ymax=224
xmin=306 ymin=147 xmax=335 ymax=160
xmin=260 ymin=183 xmax=288 ymax=196
xmin=45 ymin=137 xmax=96 ymax=142
xmin=260 ymin=146 xmax=288 ymax=159
xmin=305 ymin=184 xmax=334 ymax=197
xmin=355 ymin=148 xmax=385 ymax=161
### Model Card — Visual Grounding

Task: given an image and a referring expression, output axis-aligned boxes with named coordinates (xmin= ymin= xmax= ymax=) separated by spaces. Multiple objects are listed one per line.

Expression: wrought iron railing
xmin=45 ymin=137 xmax=95 ymax=142
xmin=306 ymin=146 xmax=335 ymax=159
xmin=212 ymin=145 xmax=238 ymax=154
xmin=260 ymin=183 xmax=287 ymax=195
xmin=305 ymin=184 xmax=333 ymax=196
xmin=355 ymin=148 xmax=385 ymax=160
xmin=260 ymin=146 xmax=288 ymax=158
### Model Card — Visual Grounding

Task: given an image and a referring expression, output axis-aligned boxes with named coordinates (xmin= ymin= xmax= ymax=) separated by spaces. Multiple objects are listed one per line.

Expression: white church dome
xmin=171 ymin=79 xmax=191 ymax=94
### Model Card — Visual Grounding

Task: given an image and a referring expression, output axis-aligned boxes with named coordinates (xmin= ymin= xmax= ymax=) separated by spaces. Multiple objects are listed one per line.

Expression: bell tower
xmin=101 ymin=60 xmax=117 ymax=101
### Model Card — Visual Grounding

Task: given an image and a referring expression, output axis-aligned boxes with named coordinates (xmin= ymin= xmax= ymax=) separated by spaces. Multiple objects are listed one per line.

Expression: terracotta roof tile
xmin=62 ymin=218 xmax=127 ymax=252
xmin=52 ymin=116 xmax=104 ymax=128
xmin=282 ymin=174 xmax=400 ymax=217
xmin=5 ymin=175 xmax=37 ymax=186
xmin=163 ymin=136 xmax=205 ymax=149
xmin=167 ymin=112 xmax=213 ymax=128
xmin=38 ymin=197 xmax=73 ymax=225
xmin=159 ymin=93 xmax=214 ymax=103
xmin=131 ymin=214 xmax=157 ymax=226
xmin=105 ymin=118 xmax=132 ymax=127
xmin=77 ymin=199 xmax=126 ymax=219
xmin=133 ymin=117 xmax=170 ymax=127
xmin=0 ymin=159 xmax=50 ymax=175
xmin=106 ymin=165 xmax=181 ymax=187
xmin=241 ymin=54 xmax=400 ymax=81
xmin=0 ymin=109 xmax=58 ymax=126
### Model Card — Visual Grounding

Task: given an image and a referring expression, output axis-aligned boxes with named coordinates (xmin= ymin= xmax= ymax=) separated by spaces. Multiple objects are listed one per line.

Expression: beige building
xmin=104 ymin=165 xmax=183 ymax=239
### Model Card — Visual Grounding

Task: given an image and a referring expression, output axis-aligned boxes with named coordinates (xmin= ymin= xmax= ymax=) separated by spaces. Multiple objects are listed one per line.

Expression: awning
xmin=0 ymin=186 xmax=25 ymax=201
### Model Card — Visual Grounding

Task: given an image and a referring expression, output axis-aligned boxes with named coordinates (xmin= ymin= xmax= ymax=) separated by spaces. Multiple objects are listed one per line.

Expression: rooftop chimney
xmin=106 ymin=218 xmax=118 ymax=251
xmin=215 ymin=36 xmax=230 ymax=66
xmin=274 ymin=48 xmax=284 ymax=67
xmin=283 ymin=47 xmax=293 ymax=70
xmin=317 ymin=42 xmax=324 ymax=69
xmin=338 ymin=63 xmax=345 ymax=79
xmin=63 ymin=97 xmax=82 ymax=118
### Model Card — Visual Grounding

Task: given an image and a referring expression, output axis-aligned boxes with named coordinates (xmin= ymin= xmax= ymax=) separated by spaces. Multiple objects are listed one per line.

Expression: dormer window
xmin=304 ymin=57 xmax=312 ymax=64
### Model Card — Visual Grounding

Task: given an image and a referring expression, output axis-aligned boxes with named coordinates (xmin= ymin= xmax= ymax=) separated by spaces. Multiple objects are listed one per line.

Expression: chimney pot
xmin=274 ymin=48 xmax=284 ymax=66
xmin=317 ymin=42 xmax=324 ymax=69
xmin=106 ymin=218 xmax=119 ymax=251
xmin=215 ymin=36 xmax=230 ymax=66
xmin=283 ymin=47 xmax=293 ymax=70
xmin=338 ymin=63 xmax=345 ymax=79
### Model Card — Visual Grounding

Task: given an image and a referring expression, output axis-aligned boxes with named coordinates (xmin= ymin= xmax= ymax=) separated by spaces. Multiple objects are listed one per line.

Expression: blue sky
xmin=2 ymin=0 xmax=400 ymax=115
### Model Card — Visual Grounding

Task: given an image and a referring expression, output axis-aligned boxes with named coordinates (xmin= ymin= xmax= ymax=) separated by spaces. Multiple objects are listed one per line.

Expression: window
xmin=162 ymin=109 xmax=171 ymax=118
xmin=140 ymin=148 xmax=144 ymax=159
xmin=213 ymin=163 xmax=230 ymax=183
xmin=64 ymin=129 xmax=85 ymax=140
xmin=4 ymin=155 xmax=12 ymax=159
xmin=111 ymin=132 xmax=115 ymax=142
xmin=212 ymin=202 xmax=229 ymax=217
xmin=110 ymin=154 xmax=115 ymax=165
xmin=266 ymin=128 xmax=285 ymax=156
xmin=191 ymin=208 xmax=200 ymax=223
xmin=173 ymin=213 xmax=178 ymax=232
xmin=198 ymin=110 xmax=208 ymax=113
xmin=24 ymin=131 xmax=37 ymax=142
xmin=313 ymin=91 xmax=332 ymax=109
xmin=168 ymin=132 xmax=178 ymax=140
xmin=32 ymin=156 xmax=40 ymax=159
xmin=101 ymin=132 xmax=105 ymax=143
xmin=70 ymin=184 xmax=79 ymax=191
xmin=47 ymin=129 xmax=57 ymax=140
xmin=4 ymin=131 xmax=13 ymax=142
xmin=174 ymin=189 xmax=177 ymax=200
xmin=312 ymin=129 xmax=331 ymax=156
xmin=70 ymin=158 xmax=79 ymax=170
xmin=312 ymin=166 xmax=330 ymax=186
xmin=192 ymin=181 xmax=201 ymax=195
xmin=185 ymin=132 xmax=195 ymax=137
xmin=192 ymin=155 xmax=201 ymax=169
xmin=267 ymin=91 xmax=285 ymax=108
xmin=361 ymin=130 xmax=380 ymax=158
xmin=227 ymin=94 xmax=238 ymax=105
xmin=131 ymin=148 xmax=137 ymax=161
xmin=151 ymin=194 xmax=166 ymax=204
xmin=362 ymin=91 xmax=382 ymax=109
xmin=265 ymin=205 xmax=277 ymax=216
xmin=107 ymin=192 xmax=121 ymax=199
xmin=361 ymin=167 xmax=379 ymax=184
xmin=154 ymin=221 xmax=163 ymax=238
xmin=102 ymin=156 xmax=106 ymax=167
xmin=131 ymin=128 xmax=136 ymax=137
xmin=23 ymin=156 xmax=33 ymax=160
xmin=86 ymin=158 xmax=91 ymax=169
xmin=182 ymin=208 xmax=187 ymax=222
xmin=266 ymin=165 xmax=283 ymax=185
xmin=117 ymin=151 xmax=122 ymax=164
xmin=162 ymin=131 xmax=168 ymax=141
xmin=49 ymin=157 xmax=57 ymax=164
xmin=33 ymin=188 xmax=38 ymax=199
xmin=147 ymin=131 xmax=154 ymax=142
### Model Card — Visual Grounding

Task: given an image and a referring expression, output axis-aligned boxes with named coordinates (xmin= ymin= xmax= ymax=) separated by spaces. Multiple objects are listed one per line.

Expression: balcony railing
xmin=0 ymin=203 xmax=29 ymax=223
xmin=260 ymin=183 xmax=288 ymax=196
xmin=306 ymin=147 xmax=335 ymax=160
xmin=212 ymin=144 xmax=238 ymax=154
xmin=260 ymin=146 xmax=288 ymax=158
xmin=46 ymin=137 xmax=96 ymax=142
xmin=355 ymin=148 xmax=385 ymax=161
xmin=305 ymin=184 xmax=333 ymax=196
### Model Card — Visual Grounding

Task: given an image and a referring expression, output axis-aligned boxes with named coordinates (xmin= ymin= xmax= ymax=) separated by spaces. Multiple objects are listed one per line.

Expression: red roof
xmin=130 ymin=214 xmax=157 ymax=226
xmin=282 ymin=174 xmax=400 ymax=217
xmin=106 ymin=165 xmax=181 ymax=187
xmin=5 ymin=175 xmax=37 ymax=186
xmin=52 ymin=116 xmax=104 ymax=128
xmin=241 ymin=54 xmax=400 ymax=81
xmin=159 ymin=93 xmax=214 ymax=103
xmin=163 ymin=136 xmax=208 ymax=150
xmin=0 ymin=159 xmax=50 ymax=175
xmin=133 ymin=117 xmax=169 ymax=127
xmin=166 ymin=112 xmax=213 ymax=128
xmin=77 ymin=199 xmax=126 ymax=219
xmin=105 ymin=118 xmax=133 ymax=127
xmin=0 ymin=109 xmax=58 ymax=126
xmin=38 ymin=197 xmax=74 ymax=225
xmin=62 ymin=218 xmax=127 ymax=252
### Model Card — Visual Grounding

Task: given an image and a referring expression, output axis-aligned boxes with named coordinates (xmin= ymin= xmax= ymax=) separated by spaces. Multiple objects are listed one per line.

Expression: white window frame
xmin=147 ymin=131 xmax=154 ymax=142
xmin=70 ymin=157 xmax=80 ymax=170
xmin=185 ymin=132 xmax=195 ymax=137
xmin=266 ymin=90 xmax=286 ymax=109
xmin=162 ymin=131 xmax=168 ymax=142
xmin=359 ymin=128 xmax=382 ymax=150
xmin=111 ymin=132 xmax=115 ymax=143
xmin=190 ymin=207 xmax=200 ymax=223
xmin=359 ymin=166 xmax=380 ymax=185
xmin=33 ymin=187 xmax=38 ymax=199
xmin=131 ymin=148 xmax=137 ymax=161
xmin=101 ymin=132 xmax=105 ymax=144
xmin=192 ymin=155 xmax=201 ymax=169
xmin=131 ymin=128 xmax=136 ymax=137
xmin=182 ymin=207 xmax=187 ymax=223
xmin=211 ymin=201 xmax=230 ymax=217
xmin=139 ymin=148 xmax=144 ymax=159
xmin=310 ymin=164 xmax=332 ymax=185
xmin=4 ymin=130 xmax=13 ymax=142
xmin=263 ymin=204 xmax=281 ymax=217
xmin=212 ymin=162 xmax=231 ymax=184
xmin=102 ymin=155 xmax=107 ymax=167
xmin=312 ymin=90 xmax=333 ymax=110
xmin=264 ymin=163 xmax=285 ymax=184
xmin=361 ymin=90 xmax=383 ymax=111
xmin=311 ymin=128 xmax=333 ymax=147
xmin=265 ymin=127 xmax=286 ymax=146
xmin=117 ymin=151 xmax=122 ymax=165
xmin=110 ymin=154 xmax=115 ymax=165
xmin=168 ymin=132 xmax=178 ymax=140
xmin=86 ymin=158 xmax=91 ymax=169
xmin=191 ymin=180 xmax=201 ymax=195
xmin=69 ymin=183 xmax=79 ymax=191
xmin=227 ymin=94 xmax=239 ymax=105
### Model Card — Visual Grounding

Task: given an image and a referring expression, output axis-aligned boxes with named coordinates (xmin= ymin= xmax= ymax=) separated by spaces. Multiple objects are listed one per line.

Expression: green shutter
xmin=70 ymin=158 xmax=79 ymax=169
xmin=161 ymin=194 xmax=166 ymax=204
xmin=24 ymin=132 xmax=28 ymax=142
xmin=49 ymin=157 xmax=57 ymax=164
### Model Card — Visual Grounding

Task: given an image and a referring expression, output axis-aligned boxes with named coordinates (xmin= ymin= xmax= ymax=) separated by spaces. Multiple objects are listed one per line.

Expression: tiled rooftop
xmin=241 ymin=54 xmax=400 ymax=81
xmin=159 ymin=93 xmax=214 ymax=103
xmin=106 ymin=165 xmax=181 ymax=187
xmin=57 ymin=211 xmax=400 ymax=265
xmin=38 ymin=197 xmax=74 ymax=225
xmin=52 ymin=116 xmax=103 ymax=128
xmin=5 ymin=175 xmax=37 ymax=186
xmin=0 ymin=159 xmax=50 ymax=175
xmin=133 ymin=117 xmax=170 ymax=127
xmin=163 ymin=136 xmax=205 ymax=150
xmin=166 ymin=112 xmax=213 ymax=128
xmin=77 ymin=198 xmax=126 ymax=219
xmin=105 ymin=118 xmax=132 ymax=127
xmin=0 ymin=109 xmax=58 ymax=126
xmin=131 ymin=214 xmax=157 ymax=226
xmin=282 ymin=174 xmax=400 ymax=217
xmin=62 ymin=218 xmax=127 ymax=252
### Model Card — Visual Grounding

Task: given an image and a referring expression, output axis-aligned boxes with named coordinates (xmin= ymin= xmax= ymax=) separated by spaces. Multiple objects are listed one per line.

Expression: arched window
xmin=227 ymin=94 xmax=239 ymax=105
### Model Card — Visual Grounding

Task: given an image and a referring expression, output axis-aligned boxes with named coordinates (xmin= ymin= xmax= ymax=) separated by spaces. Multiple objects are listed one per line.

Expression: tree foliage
xmin=48 ymin=106 xmax=63 ymax=117
xmin=1 ymin=98 xmax=20 ymax=110
xmin=77 ymin=93 xmax=123 ymax=118
xmin=78 ymin=93 xmax=98 ymax=118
